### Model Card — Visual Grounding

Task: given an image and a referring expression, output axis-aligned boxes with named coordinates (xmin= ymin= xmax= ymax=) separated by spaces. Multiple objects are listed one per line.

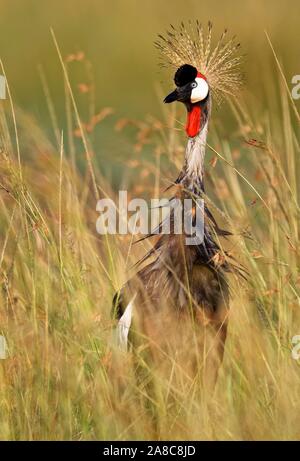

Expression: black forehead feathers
xmin=174 ymin=64 xmax=197 ymax=87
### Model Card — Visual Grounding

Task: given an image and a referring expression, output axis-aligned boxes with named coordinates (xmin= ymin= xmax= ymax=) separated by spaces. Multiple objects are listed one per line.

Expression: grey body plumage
xmin=112 ymin=22 xmax=244 ymax=385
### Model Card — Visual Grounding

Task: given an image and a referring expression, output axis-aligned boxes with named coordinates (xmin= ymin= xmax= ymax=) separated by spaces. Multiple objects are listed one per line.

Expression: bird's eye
xmin=191 ymin=82 xmax=197 ymax=88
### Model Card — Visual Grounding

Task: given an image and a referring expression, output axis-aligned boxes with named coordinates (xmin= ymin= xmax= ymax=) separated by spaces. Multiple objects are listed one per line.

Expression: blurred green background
xmin=0 ymin=0 xmax=299 ymax=180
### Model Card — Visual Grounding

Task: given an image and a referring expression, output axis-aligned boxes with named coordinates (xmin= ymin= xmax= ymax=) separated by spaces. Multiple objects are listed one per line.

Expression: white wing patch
xmin=115 ymin=294 xmax=136 ymax=351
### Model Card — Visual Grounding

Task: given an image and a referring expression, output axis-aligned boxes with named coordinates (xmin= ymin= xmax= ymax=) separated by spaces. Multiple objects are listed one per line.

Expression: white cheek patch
xmin=191 ymin=78 xmax=209 ymax=103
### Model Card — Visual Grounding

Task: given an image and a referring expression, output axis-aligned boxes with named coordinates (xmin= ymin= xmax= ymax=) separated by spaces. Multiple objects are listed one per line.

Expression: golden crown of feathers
xmin=155 ymin=21 xmax=244 ymax=103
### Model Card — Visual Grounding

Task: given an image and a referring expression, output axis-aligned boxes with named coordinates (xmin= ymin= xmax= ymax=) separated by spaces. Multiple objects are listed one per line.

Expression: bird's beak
xmin=164 ymin=82 xmax=191 ymax=104
xmin=164 ymin=89 xmax=178 ymax=103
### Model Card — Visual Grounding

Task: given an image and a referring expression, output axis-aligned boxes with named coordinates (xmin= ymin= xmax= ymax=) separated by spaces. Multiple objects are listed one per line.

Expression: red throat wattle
xmin=186 ymin=105 xmax=201 ymax=138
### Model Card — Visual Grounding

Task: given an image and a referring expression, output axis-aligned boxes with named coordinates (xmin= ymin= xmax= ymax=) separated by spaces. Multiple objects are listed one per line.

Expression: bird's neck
xmin=182 ymin=97 xmax=210 ymax=193
xmin=180 ymin=121 xmax=209 ymax=197
xmin=184 ymin=123 xmax=208 ymax=185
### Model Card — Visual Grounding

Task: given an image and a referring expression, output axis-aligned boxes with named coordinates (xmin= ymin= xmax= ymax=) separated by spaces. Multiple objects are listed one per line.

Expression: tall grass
xmin=0 ymin=40 xmax=300 ymax=441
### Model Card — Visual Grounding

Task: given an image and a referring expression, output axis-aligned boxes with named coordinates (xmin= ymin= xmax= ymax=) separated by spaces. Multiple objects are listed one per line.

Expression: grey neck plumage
xmin=180 ymin=121 xmax=208 ymax=197
xmin=180 ymin=97 xmax=211 ymax=194
xmin=185 ymin=123 xmax=208 ymax=183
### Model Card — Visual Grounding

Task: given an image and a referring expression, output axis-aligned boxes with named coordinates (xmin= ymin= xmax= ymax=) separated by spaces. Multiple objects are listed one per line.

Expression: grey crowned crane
xmin=112 ymin=22 xmax=245 ymax=385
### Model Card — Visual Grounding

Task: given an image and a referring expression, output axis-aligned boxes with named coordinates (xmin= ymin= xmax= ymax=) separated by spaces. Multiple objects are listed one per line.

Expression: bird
xmin=112 ymin=21 xmax=245 ymax=386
